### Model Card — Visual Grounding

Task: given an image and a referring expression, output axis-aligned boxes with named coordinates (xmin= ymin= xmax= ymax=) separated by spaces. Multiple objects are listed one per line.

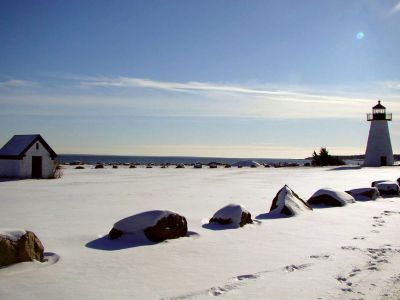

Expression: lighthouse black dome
xmin=373 ymin=100 xmax=385 ymax=109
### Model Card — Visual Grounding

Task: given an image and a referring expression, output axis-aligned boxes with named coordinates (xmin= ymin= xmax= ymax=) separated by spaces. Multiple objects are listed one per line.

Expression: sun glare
xmin=356 ymin=32 xmax=365 ymax=40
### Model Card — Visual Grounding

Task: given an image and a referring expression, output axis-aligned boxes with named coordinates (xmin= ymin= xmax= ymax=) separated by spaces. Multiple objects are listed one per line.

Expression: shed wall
xmin=20 ymin=141 xmax=55 ymax=178
xmin=0 ymin=160 xmax=20 ymax=177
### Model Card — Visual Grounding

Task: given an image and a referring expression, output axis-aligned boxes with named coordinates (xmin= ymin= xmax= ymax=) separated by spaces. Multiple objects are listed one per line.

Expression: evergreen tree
xmin=311 ymin=148 xmax=345 ymax=166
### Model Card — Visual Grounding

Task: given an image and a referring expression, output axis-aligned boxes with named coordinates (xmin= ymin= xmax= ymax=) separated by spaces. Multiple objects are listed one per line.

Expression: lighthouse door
xmin=380 ymin=156 xmax=387 ymax=166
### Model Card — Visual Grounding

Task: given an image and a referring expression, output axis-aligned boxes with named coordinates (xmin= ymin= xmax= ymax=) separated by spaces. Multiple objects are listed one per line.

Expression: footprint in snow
xmin=283 ymin=263 xmax=312 ymax=272
xmin=310 ymin=254 xmax=331 ymax=260
xmin=341 ymin=246 xmax=360 ymax=251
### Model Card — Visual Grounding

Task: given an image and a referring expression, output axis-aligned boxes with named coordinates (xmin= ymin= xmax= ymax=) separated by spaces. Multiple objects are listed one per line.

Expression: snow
xmin=0 ymin=229 xmax=26 ymax=242
xmin=210 ymin=204 xmax=250 ymax=226
xmin=1 ymin=166 xmax=400 ymax=299
xmin=270 ymin=185 xmax=312 ymax=216
xmin=113 ymin=210 xmax=174 ymax=233
xmin=0 ymin=135 xmax=39 ymax=156
xmin=310 ymin=187 xmax=356 ymax=206
xmin=231 ymin=160 xmax=261 ymax=167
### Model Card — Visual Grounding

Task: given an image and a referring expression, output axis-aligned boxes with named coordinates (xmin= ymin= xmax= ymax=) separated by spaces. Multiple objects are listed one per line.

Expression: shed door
xmin=380 ymin=156 xmax=387 ymax=166
xmin=32 ymin=156 xmax=42 ymax=178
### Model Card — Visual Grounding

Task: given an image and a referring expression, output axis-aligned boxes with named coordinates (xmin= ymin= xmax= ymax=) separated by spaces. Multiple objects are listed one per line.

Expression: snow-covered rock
xmin=307 ymin=188 xmax=356 ymax=207
xmin=269 ymin=185 xmax=312 ymax=216
xmin=371 ymin=180 xmax=399 ymax=196
xmin=109 ymin=210 xmax=188 ymax=243
xmin=209 ymin=204 xmax=253 ymax=227
xmin=345 ymin=187 xmax=380 ymax=201
xmin=0 ymin=229 xmax=44 ymax=267
xmin=232 ymin=160 xmax=261 ymax=168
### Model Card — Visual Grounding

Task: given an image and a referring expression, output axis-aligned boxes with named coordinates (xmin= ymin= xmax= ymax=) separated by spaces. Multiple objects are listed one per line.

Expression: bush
xmin=49 ymin=162 xmax=63 ymax=179
xmin=311 ymin=148 xmax=345 ymax=166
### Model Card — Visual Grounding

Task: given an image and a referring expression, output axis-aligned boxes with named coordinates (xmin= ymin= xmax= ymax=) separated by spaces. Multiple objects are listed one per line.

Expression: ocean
xmin=58 ymin=154 xmax=312 ymax=166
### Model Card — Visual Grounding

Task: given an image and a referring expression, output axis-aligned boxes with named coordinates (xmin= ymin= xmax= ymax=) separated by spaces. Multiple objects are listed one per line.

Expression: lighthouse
xmin=364 ymin=100 xmax=394 ymax=166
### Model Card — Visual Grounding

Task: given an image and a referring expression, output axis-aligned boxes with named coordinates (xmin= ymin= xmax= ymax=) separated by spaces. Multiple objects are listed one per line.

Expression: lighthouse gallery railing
xmin=367 ymin=113 xmax=392 ymax=121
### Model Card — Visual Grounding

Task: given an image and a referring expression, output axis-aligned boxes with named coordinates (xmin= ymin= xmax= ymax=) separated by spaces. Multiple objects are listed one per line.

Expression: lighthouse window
xmin=36 ymin=143 xmax=39 ymax=150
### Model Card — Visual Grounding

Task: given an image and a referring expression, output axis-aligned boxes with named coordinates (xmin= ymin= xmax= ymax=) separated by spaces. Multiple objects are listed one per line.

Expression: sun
xmin=356 ymin=32 xmax=365 ymax=40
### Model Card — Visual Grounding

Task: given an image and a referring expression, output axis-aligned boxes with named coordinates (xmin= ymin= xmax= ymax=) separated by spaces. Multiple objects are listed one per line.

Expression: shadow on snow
xmin=85 ymin=231 xmax=199 ymax=251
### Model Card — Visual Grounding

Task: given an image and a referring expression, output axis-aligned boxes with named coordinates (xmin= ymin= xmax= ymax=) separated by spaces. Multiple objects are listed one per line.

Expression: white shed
xmin=0 ymin=135 xmax=57 ymax=179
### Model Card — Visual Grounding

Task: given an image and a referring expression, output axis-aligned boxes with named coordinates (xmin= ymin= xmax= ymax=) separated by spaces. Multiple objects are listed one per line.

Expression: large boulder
xmin=371 ymin=180 xmax=399 ymax=197
xmin=209 ymin=204 xmax=253 ymax=227
xmin=109 ymin=210 xmax=188 ymax=243
xmin=0 ymin=230 xmax=44 ymax=267
xmin=345 ymin=187 xmax=380 ymax=201
xmin=307 ymin=188 xmax=356 ymax=207
xmin=270 ymin=185 xmax=312 ymax=216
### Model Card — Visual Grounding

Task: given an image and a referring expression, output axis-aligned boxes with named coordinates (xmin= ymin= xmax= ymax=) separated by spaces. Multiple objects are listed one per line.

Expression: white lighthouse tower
xmin=364 ymin=100 xmax=394 ymax=166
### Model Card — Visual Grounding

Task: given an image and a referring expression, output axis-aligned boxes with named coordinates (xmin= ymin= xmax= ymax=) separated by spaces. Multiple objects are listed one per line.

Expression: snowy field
xmin=1 ymin=166 xmax=400 ymax=299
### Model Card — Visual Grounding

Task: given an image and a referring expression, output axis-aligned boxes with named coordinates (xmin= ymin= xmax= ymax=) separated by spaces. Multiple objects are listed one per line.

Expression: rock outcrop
xmin=371 ymin=180 xmax=399 ymax=196
xmin=109 ymin=210 xmax=188 ymax=243
xmin=307 ymin=188 xmax=356 ymax=207
xmin=0 ymin=230 xmax=44 ymax=267
xmin=270 ymin=185 xmax=312 ymax=216
xmin=345 ymin=187 xmax=380 ymax=201
xmin=209 ymin=204 xmax=253 ymax=227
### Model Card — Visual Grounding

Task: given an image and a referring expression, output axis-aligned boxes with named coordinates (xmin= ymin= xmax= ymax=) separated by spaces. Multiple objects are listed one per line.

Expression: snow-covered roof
xmin=0 ymin=134 xmax=57 ymax=160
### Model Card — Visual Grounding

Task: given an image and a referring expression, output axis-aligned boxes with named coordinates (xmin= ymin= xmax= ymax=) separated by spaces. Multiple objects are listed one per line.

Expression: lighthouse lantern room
xmin=364 ymin=100 xmax=394 ymax=167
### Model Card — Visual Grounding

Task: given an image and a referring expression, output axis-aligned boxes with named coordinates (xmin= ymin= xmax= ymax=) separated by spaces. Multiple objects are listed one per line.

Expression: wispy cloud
xmin=389 ymin=2 xmax=400 ymax=15
xmin=0 ymin=79 xmax=38 ymax=89
xmin=3 ymin=74 xmax=400 ymax=120
xmin=377 ymin=80 xmax=400 ymax=90
xmin=77 ymin=75 xmax=374 ymax=106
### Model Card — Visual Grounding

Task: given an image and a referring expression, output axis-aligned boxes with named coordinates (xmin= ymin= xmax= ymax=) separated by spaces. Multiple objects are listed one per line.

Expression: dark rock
xmin=371 ymin=181 xmax=399 ymax=196
xmin=307 ymin=194 xmax=344 ymax=207
xmin=307 ymin=189 xmax=355 ymax=207
xmin=94 ymin=164 xmax=104 ymax=169
xmin=109 ymin=211 xmax=188 ymax=243
xmin=345 ymin=188 xmax=380 ymax=201
xmin=144 ymin=213 xmax=187 ymax=243
xmin=108 ymin=228 xmax=123 ymax=240
xmin=0 ymin=231 xmax=44 ymax=267
xmin=270 ymin=185 xmax=312 ymax=216
xmin=209 ymin=204 xmax=253 ymax=227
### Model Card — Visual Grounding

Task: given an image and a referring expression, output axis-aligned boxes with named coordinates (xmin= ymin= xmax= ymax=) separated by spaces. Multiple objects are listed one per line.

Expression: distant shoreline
xmin=57 ymin=154 xmax=312 ymax=166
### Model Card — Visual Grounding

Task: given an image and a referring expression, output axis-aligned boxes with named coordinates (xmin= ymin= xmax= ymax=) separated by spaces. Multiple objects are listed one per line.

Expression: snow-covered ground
xmin=1 ymin=165 xmax=400 ymax=299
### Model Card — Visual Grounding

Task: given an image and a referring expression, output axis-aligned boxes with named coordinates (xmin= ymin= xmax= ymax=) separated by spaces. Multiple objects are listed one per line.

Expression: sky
xmin=1 ymin=0 xmax=400 ymax=158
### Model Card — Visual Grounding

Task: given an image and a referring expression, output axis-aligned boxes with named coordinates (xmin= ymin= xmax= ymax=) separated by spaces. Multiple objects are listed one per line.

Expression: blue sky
xmin=1 ymin=1 xmax=400 ymax=158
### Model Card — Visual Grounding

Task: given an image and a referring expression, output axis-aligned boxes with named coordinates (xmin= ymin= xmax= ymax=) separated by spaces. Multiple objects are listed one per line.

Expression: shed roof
xmin=0 ymin=134 xmax=57 ymax=160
